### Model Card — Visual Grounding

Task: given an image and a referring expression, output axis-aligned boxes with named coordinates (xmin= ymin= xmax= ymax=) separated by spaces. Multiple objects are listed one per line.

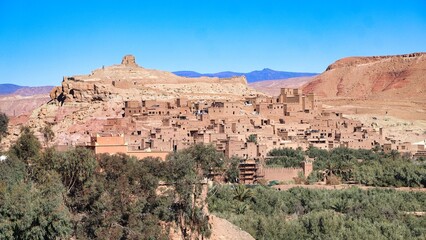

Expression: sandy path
xmin=209 ymin=214 xmax=255 ymax=240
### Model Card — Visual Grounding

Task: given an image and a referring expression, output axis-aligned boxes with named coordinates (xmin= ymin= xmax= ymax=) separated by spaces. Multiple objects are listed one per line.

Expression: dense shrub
xmin=209 ymin=185 xmax=426 ymax=240
xmin=304 ymin=147 xmax=426 ymax=187
xmin=266 ymin=147 xmax=305 ymax=168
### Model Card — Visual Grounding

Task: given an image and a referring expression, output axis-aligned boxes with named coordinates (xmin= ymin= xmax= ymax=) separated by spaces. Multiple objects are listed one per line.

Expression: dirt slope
xmin=209 ymin=214 xmax=255 ymax=240
xmin=302 ymin=52 xmax=426 ymax=101
xmin=0 ymin=94 xmax=50 ymax=116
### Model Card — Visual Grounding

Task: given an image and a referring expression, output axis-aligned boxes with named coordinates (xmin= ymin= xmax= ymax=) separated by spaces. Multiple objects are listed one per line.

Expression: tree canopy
xmin=209 ymin=185 xmax=426 ymax=240
xmin=266 ymin=147 xmax=305 ymax=168
xmin=1 ymin=136 xmax=224 ymax=239
xmin=10 ymin=126 xmax=41 ymax=164
xmin=0 ymin=112 xmax=8 ymax=142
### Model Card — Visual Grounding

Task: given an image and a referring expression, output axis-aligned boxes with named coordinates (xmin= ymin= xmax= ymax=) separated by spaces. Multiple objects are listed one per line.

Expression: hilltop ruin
xmin=50 ymin=55 xmax=253 ymax=104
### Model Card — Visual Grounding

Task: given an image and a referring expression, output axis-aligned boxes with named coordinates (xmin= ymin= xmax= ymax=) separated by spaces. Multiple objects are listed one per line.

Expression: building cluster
xmin=88 ymin=88 xmax=425 ymax=183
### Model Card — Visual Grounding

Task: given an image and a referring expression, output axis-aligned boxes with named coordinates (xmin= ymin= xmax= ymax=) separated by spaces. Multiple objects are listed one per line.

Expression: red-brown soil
xmin=302 ymin=52 xmax=426 ymax=101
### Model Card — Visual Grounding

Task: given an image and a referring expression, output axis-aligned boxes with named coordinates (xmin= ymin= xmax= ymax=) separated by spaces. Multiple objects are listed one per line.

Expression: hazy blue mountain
xmin=173 ymin=68 xmax=317 ymax=83
xmin=0 ymin=84 xmax=25 ymax=95
xmin=0 ymin=84 xmax=53 ymax=96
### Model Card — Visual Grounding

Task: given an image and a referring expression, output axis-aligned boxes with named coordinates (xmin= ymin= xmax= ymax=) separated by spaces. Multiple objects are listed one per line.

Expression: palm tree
xmin=247 ymin=134 xmax=257 ymax=144
xmin=389 ymin=150 xmax=400 ymax=161
xmin=331 ymin=198 xmax=348 ymax=213
xmin=233 ymin=184 xmax=253 ymax=202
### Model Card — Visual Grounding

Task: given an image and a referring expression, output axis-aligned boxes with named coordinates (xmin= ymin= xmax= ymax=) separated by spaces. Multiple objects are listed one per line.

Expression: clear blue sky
xmin=1 ymin=0 xmax=425 ymax=86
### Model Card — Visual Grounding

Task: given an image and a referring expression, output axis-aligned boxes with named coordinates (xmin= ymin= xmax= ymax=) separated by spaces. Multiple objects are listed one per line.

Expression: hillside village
xmin=38 ymin=56 xmax=425 ymax=184
xmin=84 ymin=87 xmax=425 ymax=182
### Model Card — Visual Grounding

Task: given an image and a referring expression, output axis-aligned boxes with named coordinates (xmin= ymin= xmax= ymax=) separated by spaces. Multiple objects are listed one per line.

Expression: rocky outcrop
xmin=303 ymin=52 xmax=426 ymax=100
xmin=51 ymin=55 xmax=256 ymax=104
xmin=121 ymin=54 xmax=138 ymax=66
xmin=49 ymin=86 xmax=62 ymax=101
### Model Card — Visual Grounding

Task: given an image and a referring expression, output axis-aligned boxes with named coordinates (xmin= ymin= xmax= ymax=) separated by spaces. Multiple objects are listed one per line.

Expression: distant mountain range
xmin=173 ymin=68 xmax=318 ymax=83
xmin=0 ymin=84 xmax=24 ymax=95
xmin=0 ymin=84 xmax=54 ymax=96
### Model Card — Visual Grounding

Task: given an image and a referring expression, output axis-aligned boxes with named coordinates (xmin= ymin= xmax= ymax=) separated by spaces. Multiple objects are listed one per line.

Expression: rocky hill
xmin=49 ymin=55 xmax=258 ymax=104
xmin=8 ymin=55 xmax=263 ymax=148
xmin=300 ymin=52 xmax=426 ymax=124
xmin=302 ymin=52 xmax=426 ymax=100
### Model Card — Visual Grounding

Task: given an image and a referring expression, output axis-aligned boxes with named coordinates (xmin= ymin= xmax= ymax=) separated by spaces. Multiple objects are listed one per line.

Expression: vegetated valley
xmin=1 ymin=122 xmax=425 ymax=239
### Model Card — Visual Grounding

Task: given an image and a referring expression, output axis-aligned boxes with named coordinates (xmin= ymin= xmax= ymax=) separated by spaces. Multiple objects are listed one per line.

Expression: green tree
xmin=247 ymin=134 xmax=257 ymax=144
xmin=75 ymin=153 xmax=170 ymax=239
xmin=255 ymin=218 xmax=267 ymax=240
xmin=208 ymin=185 xmax=426 ymax=239
xmin=0 ymin=154 xmax=26 ymax=185
xmin=0 ymin=173 xmax=72 ymax=239
xmin=35 ymin=147 xmax=98 ymax=211
xmin=165 ymin=144 xmax=223 ymax=239
xmin=0 ymin=112 xmax=8 ymax=143
xmin=233 ymin=184 xmax=253 ymax=202
xmin=388 ymin=149 xmax=400 ymax=161
xmin=225 ymin=156 xmax=240 ymax=183
xmin=299 ymin=210 xmax=345 ymax=239
xmin=190 ymin=143 xmax=224 ymax=177
xmin=267 ymin=147 xmax=305 ymax=168
xmin=10 ymin=126 xmax=41 ymax=164
xmin=41 ymin=124 xmax=55 ymax=147
xmin=58 ymin=147 xmax=97 ymax=195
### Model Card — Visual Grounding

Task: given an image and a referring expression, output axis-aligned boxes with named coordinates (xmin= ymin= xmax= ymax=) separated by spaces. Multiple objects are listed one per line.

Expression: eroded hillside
xmin=302 ymin=52 xmax=426 ymax=100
